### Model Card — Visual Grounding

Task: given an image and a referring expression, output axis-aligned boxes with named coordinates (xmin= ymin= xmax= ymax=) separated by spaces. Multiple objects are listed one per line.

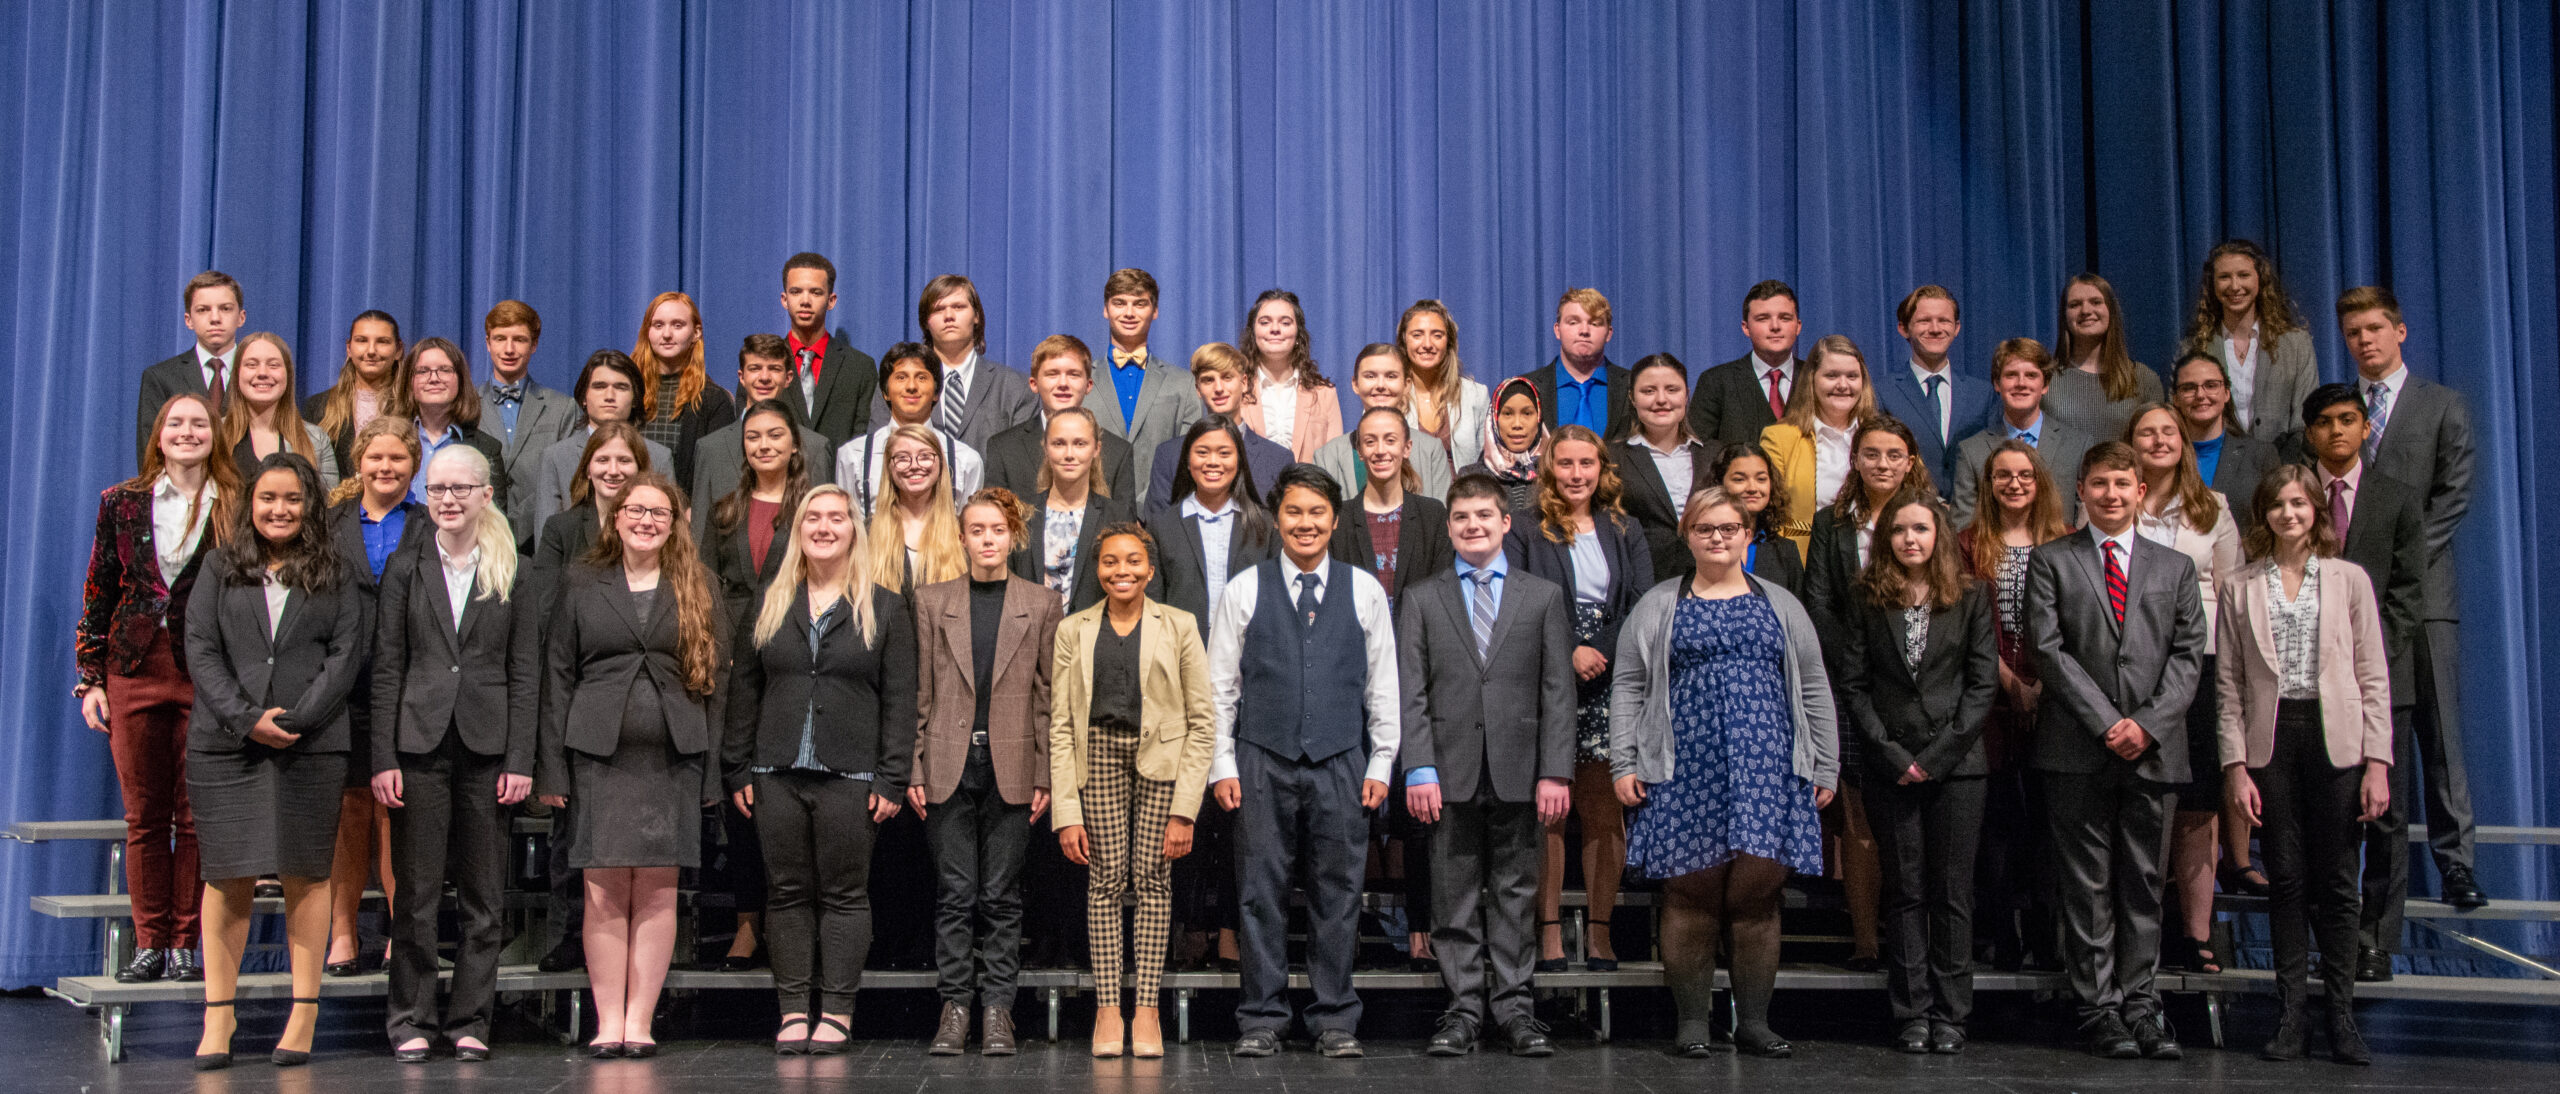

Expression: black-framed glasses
xmin=1691 ymin=522 xmax=1749 ymax=542
xmin=421 ymin=483 xmax=486 ymax=500
xmin=618 ymin=504 xmax=676 ymax=524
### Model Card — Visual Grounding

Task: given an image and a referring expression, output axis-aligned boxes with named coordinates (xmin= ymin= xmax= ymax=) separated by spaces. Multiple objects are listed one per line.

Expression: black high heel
xmin=271 ymin=997 xmax=319 ymax=1067
xmin=194 ymin=998 xmax=236 ymax=1070
xmin=1535 ymin=919 xmax=1569 ymax=974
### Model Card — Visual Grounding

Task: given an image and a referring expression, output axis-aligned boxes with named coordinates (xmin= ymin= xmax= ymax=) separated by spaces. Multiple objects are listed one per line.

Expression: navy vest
xmin=1236 ymin=558 xmax=1368 ymax=763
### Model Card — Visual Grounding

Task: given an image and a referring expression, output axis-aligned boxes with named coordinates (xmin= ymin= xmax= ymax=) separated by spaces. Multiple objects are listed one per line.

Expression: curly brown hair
xmin=2182 ymin=239 xmax=2306 ymax=352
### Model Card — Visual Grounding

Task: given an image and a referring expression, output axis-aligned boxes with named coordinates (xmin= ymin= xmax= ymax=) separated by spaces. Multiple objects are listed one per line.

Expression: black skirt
xmin=561 ymin=677 xmax=705 ymax=870
xmin=189 ymin=745 xmax=348 ymax=881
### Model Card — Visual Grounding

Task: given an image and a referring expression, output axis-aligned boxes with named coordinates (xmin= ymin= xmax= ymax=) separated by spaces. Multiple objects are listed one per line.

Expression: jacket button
xmin=451 ymin=665 xmax=461 ymax=673
xmin=264 ymin=657 xmax=274 ymax=665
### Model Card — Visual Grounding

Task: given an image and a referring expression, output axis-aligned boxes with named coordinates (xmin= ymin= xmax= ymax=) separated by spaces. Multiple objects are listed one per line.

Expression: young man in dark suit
xmin=982 ymin=335 xmax=1137 ymax=502
xmin=1086 ymin=268 xmax=1202 ymax=511
xmin=1518 ymin=288 xmax=1630 ymax=440
xmin=1399 ymin=473 xmax=1575 ymax=1058
xmin=478 ymin=300 xmax=578 ymax=534
xmin=1206 ymin=465 xmax=1400 ymax=1059
xmin=872 ymin=275 xmax=1037 ymax=453
xmin=2336 ymin=286 xmax=2485 ymax=922
xmin=778 ymin=252 xmax=878 ymax=451
xmin=136 ymin=271 xmax=247 ymax=464
xmin=1875 ymin=285 xmax=1994 ymax=498
xmin=1687 ymin=280 xmax=1805 ymax=449
xmin=2171 ymin=350 xmax=2279 ymax=508
xmin=1948 ymin=338 xmax=2091 ymax=524
xmin=2024 ymin=442 xmax=2206 ymax=1061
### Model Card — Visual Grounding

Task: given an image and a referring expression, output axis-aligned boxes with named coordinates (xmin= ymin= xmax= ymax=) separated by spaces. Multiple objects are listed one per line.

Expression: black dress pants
xmin=924 ymin=746 xmax=1029 ymax=1007
xmin=1871 ymin=774 xmax=1986 ymax=1027
xmin=385 ymin=732 xmax=509 ymax=1045
xmin=755 ymin=770 xmax=880 ymax=1015
xmin=2257 ymin=699 xmax=2363 ymax=1012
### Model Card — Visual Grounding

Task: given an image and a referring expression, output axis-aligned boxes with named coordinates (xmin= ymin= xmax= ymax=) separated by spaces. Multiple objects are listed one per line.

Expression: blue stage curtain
xmin=0 ymin=1 xmax=2549 ymax=983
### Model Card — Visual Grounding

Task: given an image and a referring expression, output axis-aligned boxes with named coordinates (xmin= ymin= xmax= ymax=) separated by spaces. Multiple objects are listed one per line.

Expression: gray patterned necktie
xmin=1468 ymin=569 xmax=1497 ymax=659
xmin=941 ymin=366 xmax=970 ymax=437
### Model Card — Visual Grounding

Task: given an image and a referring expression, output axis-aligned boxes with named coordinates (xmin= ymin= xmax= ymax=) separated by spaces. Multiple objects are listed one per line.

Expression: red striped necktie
xmin=2102 ymin=540 xmax=2127 ymax=628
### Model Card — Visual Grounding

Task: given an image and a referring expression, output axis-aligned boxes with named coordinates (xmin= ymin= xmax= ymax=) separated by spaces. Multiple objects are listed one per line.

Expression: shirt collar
xmin=1909 ymin=357 xmax=1952 ymax=385
xmin=1556 ymin=362 xmax=1606 ymax=389
xmin=788 ymin=330 xmax=830 ymax=360
xmin=1632 ymin=431 xmax=1690 ymax=457
xmin=1814 ymin=418 xmax=1856 ymax=444
xmin=437 ymin=541 xmax=480 ymax=572
xmin=2002 ymin=409 xmax=2044 ymax=440
xmin=1753 ymin=352 xmax=1794 ymax=379
xmin=2089 ymin=523 xmax=2137 ymax=559
xmin=1182 ymin=494 xmax=1239 ymax=521
xmin=2363 ymin=364 xmax=2409 ymax=401
xmin=150 ymin=473 xmax=207 ymax=502
xmin=195 ymin=344 xmax=235 ymax=370
xmin=1455 ymin=550 xmax=1509 ymax=582
xmin=2316 ymin=459 xmax=2365 ymax=493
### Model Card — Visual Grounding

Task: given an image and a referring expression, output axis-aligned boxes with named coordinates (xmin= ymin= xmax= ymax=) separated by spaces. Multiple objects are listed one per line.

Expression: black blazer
xmin=532 ymin=504 xmax=603 ymax=584
xmin=1144 ymin=501 xmax=1276 ymax=624
xmin=656 ymin=382 xmax=740 ymax=489
xmin=1607 ymin=435 xmax=1716 ymax=582
xmin=1745 ymin=531 xmax=1808 ymax=602
xmin=2325 ymin=467 xmax=2428 ymax=705
xmin=779 ymin=333 xmax=879 ymax=451
xmin=1395 ymin=567 xmax=1577 ymax=802
xmin=1800 ymin=505 xmax=1866 ymax=673
xmin=1010 ymin=491 xmax=1140 ymax=614
xmin=1835 ymin=583 xmax=2000 ymax=780
xmin=1500 ymin=507 xmax=1653 ymax=662
xmin=538 ymin=563 xmax=725 ymax=798
xmin=183 ymin=555 xmax=369 ymax=754
xmin=1522 ymin=357 xmax=1633 ymax=441
xmin=2207 ymin=432 xmax=2280 ymax=513
xmin=137 ymin=351 xmax=212 ymax=464
xmin=706 ymin=504 xmax=791 ymax=625
xmin=369 ymin=540 xmax=542 ymax=776
xmin=982 ymin=417 xmax=1138 ymax=504
xmin=722 ymin=584 xmax=919 ymax=795
xmin=328 ymin=497 xmax=432 ymax=588
xmin=1688 ymin=353 xmax=1804 ymax=449
xmin=1327 ymin=493 xmax=1454 ymax=608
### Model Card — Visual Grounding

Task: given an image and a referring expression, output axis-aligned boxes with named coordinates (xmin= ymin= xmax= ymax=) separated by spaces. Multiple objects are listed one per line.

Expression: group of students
xmin=77 ymin=245 xmax=2475 ymax=1068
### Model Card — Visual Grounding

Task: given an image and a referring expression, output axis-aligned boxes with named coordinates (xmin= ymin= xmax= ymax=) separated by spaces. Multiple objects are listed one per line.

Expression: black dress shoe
xmin=1534 ymin=956 xmax=1569 ymax=974
xmin=325 ymin=959 xmax=361 ymax=977
xmin=194 ymin=997 xmax=236 ymax=1070
xmin=1503 ymin=1017 xmax=1554 ymax=1057
xmin=623 ymin=1041 xmax=659 ymax=1059
xmin=1426 ymin=1013 xmax=1477 ymax=1056
xmin=1927 ymin=1021 xmax=1965 ymax=1055
xmin=1584 ymin=956 xmax=1620 ymax=972
xmin=719 ymin=950 xmax=766 ymax=972
xmin=2329 ymin=1012 xmax=2372 ymax=1065
xmin=2262 ymin=1008 xmax=2308 ymax=1060
xmin=2133 ymin=1013 xmax=2182 ymax=1060
xmin=2219 ymin=863 xmax=2272 ymax=897
xmin=588 ymin=1041 xmax=625 ymax=1059
xmin=2355 ymin=948 xmax=2395 ymax=983
xmin=2085 ymin=1013 xmax=2139 ymax=1059
xmin=1316 ymin=1029 xmax=1365 ymax=1058
xmin=1893 ymin=1020 xmax=1930 ymax=1054
xmin=115 ymin=948 xmax=165 ymax=983
xmin=455 ymin=1043 xmax=492 ymax=1062
xmin=394 ymin=1044 xmax=433 ymax=1063
xmin=271 ymin=997 xmax=320 ymax=1067
xmin=1231 ymin=1028 xmax=1280 ymax=1057
xmin=2442 ymin=864 xmax=2489 ymax=910
xmin=166 ymin=949 xmax=202 ymax=981
xmin=538 ymin=937 xmax=586 ymax=973
xmin=1842 ymin=954 xmax=1883 ymax=974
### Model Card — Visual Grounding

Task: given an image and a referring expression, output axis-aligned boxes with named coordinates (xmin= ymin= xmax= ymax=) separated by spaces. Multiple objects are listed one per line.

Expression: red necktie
xmin=2103 ymin=541 xmax=2128 ymax=629
xmin=1766 ymin=367 xmax=1786 ymax=419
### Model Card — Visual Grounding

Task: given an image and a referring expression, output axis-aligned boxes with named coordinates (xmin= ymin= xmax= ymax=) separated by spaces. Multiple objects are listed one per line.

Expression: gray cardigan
xmin=1608 ymin=575 xmax=1839 ymax=790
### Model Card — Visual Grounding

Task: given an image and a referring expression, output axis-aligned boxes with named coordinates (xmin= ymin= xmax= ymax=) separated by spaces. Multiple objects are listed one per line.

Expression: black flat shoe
xmin=1584 ymin=956 xmax=1620 ymax=972
xmin=809 ymin=1015 xmax=853 ymax=1056
xmin=325 ymin=959 xmax=361 ymax=977
xmin=1894 ymin=1021 xmax=1930 ymax=1054
xmin=394 ymin=1045 xmax=432 ymax=1063
xmin=2219 ymin=863 xmax=2271 ymax=897
xmin=271 ymin=997 xmax=319 ymax=1066
xmin=166 ymin=950 xmax=203 ymax=981
xmin=455 ymin=1043 xmax=492 ymax=1062
xmin=623 ymin=1041 xmax=659 ymax=1058
xmin=589 ymin=1041 xmax=626 ymax=1059
xmin=115 ymin=948 xmax=166 ymax=983
xmin=721 ymin=949 xmax=767 ymax=972
xmin=194 ymin=997 xmax=236 ymax=1070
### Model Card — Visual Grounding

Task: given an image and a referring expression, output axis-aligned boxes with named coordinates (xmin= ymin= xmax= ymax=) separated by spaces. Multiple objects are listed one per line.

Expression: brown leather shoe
xmin=929 ymin=1001 xmax=970 ymax=1055
xmin=981 ymin=1005 xmax=1018 ymax=1056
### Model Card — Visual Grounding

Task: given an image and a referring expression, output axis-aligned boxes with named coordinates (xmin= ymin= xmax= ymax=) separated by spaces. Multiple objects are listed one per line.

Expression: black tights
xmin=1660 ymin=855 xmax=1788 ymax=1045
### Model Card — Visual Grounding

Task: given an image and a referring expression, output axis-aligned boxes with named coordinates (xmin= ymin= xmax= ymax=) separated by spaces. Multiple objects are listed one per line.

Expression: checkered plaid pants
xmin=1083 ymin=728 xmax=1176 ymax=1001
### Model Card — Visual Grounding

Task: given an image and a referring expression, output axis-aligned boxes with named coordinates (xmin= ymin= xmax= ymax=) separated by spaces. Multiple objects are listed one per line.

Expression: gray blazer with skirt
xmin=184 ymin=556 xmax=369 ymax=754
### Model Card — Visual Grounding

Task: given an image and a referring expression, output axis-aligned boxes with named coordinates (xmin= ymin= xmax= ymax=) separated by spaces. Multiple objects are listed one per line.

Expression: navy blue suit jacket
xmin=1871 ymin=358 xmax=1995 ymax=498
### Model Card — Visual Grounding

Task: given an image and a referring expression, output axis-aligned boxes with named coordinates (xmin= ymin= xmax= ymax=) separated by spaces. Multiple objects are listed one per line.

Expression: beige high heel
xmin=1130 ymin=1006 xmax=1165 ymax=1058
xmin=1092 ymin=1004 xmax=1124 ymax=1058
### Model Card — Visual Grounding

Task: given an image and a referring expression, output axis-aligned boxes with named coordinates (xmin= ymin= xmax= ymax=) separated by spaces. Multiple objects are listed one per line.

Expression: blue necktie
xmin=1296 ymin=572 xmax=1321 ymax=628
xmin=2363 ymin=382 xmax=2392 ymax=463
xmin=1923 ymin=375 xmax=1946 ymax=443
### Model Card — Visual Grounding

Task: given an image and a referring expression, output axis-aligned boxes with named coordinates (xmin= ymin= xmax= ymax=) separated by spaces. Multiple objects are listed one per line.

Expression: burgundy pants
xmin=102 ymin=627 xmax=200 ymax=948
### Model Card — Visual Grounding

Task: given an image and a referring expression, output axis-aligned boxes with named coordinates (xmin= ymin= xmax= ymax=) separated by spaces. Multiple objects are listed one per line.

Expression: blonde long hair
xmin=424 ymin=445 xmax=519 ymax=602
xmin=754 ymin=485 xmax=877 ymax=649
xmin=867 ymin=424 xmax=964 ymax=592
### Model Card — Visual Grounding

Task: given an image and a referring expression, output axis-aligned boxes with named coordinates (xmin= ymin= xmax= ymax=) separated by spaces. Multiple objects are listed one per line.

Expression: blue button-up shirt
xmin=359 ymin=504 xmax=408 ymax=578
xmin=412 ymin=420 xmax=465 ymax=506
xmin=1108 ymin=348 xmax=1148 ymax=430
xmin=2002 ymin=410 xmax=2045 ymax=447
xmin=1554 ymin=362 xmax=1609 ymax=436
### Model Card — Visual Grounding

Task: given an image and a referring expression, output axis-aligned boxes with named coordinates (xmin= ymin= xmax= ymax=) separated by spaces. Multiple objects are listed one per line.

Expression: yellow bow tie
xmin=1111 ymin=348 xmax=1147 ymax=367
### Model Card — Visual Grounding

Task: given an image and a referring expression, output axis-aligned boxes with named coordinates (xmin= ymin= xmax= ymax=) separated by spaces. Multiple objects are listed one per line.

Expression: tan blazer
xmin=2213 ymin=559 xmax=2393 ymax=771
xmin=1238 ymin=381 xmax=1344 ymax=462
xmin=1047 ymin=599 xmax=1218 ymax=828
xmin=1757 ymin=422 xmax=1821 ymax=554
xmin=911 ymin=574 xmax=1064 ymax=805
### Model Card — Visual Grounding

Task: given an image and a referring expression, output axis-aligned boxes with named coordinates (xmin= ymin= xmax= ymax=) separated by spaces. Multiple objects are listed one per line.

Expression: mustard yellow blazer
xmin=1758 ymin=422 xmax=1821 ymax=555
xmin=1047 ymin=597 xmax=1218 ymax=827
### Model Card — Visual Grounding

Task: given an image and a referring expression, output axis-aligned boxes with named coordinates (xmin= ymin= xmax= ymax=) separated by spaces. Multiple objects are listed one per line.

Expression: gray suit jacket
xmin=2361 ymin=373 xmax=2473 ymax=622
xmin=2205 ymin=431 xmax=2280 ymax=512
xmin=481 ymin=380 xmax=579 ymax=534
xmin=1084 ymin=356 xmax=1203 ymax=510
xmin=870 ymin=358 xmax=1039 ymax=453
xmin=2204 ymin=327 xmax=2319 ymax=440
xmin=2024 ymin=531 xmax=2207 ymax=780
xmin=183 ymin=556 xmax=369 ymax=755
xmin=1947 ymin=417 xmax=2092 ymax=526
xmin=526 ymin=429 xmax=677 ymax=545
xmin=686 ymin=421 xmax=836 ymax=541
xmin=1397 ymin=567 xmax=1576 ymax=803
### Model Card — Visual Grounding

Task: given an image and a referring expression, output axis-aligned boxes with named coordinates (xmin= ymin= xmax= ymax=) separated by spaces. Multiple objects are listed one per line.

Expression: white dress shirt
xmin=149 ymin=473 xmax=217 ymax=581
xmin=2360 ymin=363 xmax=2409 ymax=448
xmin=1182 ymin=494 xmax=1241 ymax=620
xmin=2090 ymin=523 xmax=2138 ymax=590
xmin=438 ymin=542 xmax=479 ymax=630
xmin=261 ymin=570 xmax=291 ymax=633
xmin=834 ymin=422 xmax=985 ymax=519
xmin=2221 ymin=319 xmax=2261 ymax=429
xmin=939 ymin=350 xmax=982 ymax=429
xmin=1257 ymin=375 xmax=1299 ymax=449
xmin=1756 ymin=353 xmax=1796 ymax=410
xmin=1205 ymin=558 xmax=1401 ymax=786
xmin=195 ymin=343 xmax=237 ymax=392
xmin=1632 ymin=433 xmax=1695 ymax=517
xmin=1813 ymin=419 xmax=1855 ymax=509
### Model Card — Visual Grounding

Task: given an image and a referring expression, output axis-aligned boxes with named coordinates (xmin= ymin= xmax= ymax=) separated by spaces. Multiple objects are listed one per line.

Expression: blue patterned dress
xmin=1624 ymin=592 xmax=1825 ymax=879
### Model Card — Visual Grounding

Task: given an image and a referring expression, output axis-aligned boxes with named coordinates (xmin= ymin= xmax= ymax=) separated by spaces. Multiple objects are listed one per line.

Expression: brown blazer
xmin=1236 ymin=381 xmax=1344 ymax=462
xmin=2214 ymin=558 xmax=2394 ymax=772
xmin=911 ymin=574 xmax=1063 ymax=805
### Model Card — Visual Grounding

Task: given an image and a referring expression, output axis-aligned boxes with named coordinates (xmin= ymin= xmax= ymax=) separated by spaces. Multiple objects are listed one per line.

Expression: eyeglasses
xmin=1989 ymin=470 xmax=2039 ymax=485
xmin=2174 ymin=379 xmax=2229 ymax=395
xmin=414 ymin=366 xmax=459 ymax=380
xmin=421 ymin=483 xmax=486 ymax=500
xmin=618 ymin=504 xmax=676 ymax=524
xmin=888 ymin=454 xmax=939 ymax=470
xmin=1690 ymin=522 xmax=1749 ymax=542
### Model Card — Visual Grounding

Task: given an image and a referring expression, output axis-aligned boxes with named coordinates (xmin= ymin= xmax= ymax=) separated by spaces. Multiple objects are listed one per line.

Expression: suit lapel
xmin=1132 ymin=365 xmax=1177 ymax=435
xmin=990 ymin=579 xmax=1034 ymax=691
xmin=1479 ymin=574 xmax=1522 ymax=674
xmin=2069 ymin=534 xmax=2114 ymax=636
xmin=2244 ymin=565 xmax=2279 ymax=674
xmin=939 ymin=592 xmax=978 ymax=692
xmin=1619 ymin=442 xmax=1671 ymax=521
xmin=600 ymin=567 xmax=645 ymax=641
xmin=423 ymin=559 xmax=465 ymax=657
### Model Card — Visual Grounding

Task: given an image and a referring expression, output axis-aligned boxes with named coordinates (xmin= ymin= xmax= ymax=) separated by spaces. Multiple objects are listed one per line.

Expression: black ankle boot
xmin=2261 ymin=1007 xmax=2307 ymax=1061
xmin=2329 ymin=1011 xmax=2372 ymax=1065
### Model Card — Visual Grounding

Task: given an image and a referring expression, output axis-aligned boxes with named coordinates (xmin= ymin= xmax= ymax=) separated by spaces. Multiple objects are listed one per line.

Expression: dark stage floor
xmin=7 ymin=984 xmax=2557 ymax=1093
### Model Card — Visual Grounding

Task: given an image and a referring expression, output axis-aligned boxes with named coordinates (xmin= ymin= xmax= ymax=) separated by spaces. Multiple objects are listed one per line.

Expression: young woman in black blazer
xmin=1328 ymin=406 xmax=1454 ymax=610
xmin=184 ymin=452 xmax=368 ymax=1069
xmin=1012 ymin=408 xmax=1137 ymax=614
xmin=78 ymin=392 xmax=240 ymax=985
xmin=1710 ymin=442 xmax=1807 ymax=598
xmin=1505 ymin=425 xmax=1654 ymax=973
xmin=536 ymin=472 xmax=726 ymax=1057
xmin=367 ymin=445 xmax=539 ymax=1063
xmin=387 ymin=337 xmax=510 ymax=508
xmin=1802 ymin=416 xmax=1934 ymax=974
xmin=322 ymin=414 xmax=427 ymax=976
xmin=1834 ymin=491 xmax=1998 ymax=1054
xmin=725 ymin=484 xmax=918 ymax=1054
xmin=1611 ymin=354 xmax=1717 ymax=583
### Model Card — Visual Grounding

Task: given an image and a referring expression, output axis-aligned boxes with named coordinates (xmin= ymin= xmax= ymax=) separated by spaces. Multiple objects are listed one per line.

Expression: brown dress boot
xmin=929 ymin=1001 xmax=970 ymax=1055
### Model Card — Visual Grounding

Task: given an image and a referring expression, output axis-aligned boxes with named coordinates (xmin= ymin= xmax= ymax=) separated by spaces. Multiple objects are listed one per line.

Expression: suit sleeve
xmin=721 ymin=602 xmax=763 ymax=793
xmin=1537 ymin=587 xmax=1577 ymax=783
xmin=2026 ymin=548 xmax=2123 ymax=737
xmin=1167 ymin=610 xmax=1219 ymax=821
xmin=536 ymin=582 xmax=580 ymax=799
xmin=2380 ymin=496 xmax=2426 ymax=694
xmin=1394 ymin=591 xmax=1436 ymax=776
xmin=502 ymin=569 xmax=544 ymax=778
xmin=369 ymin=554 xmax=414 ymax=776
xmin=1029 ymin=598 xmax=1061 ymax=789
xmin=1597 ymin=516 xmax=1653 ymax=661
xmin=1047 ymin=618 xmax=1086 ymax=829
xmin=1835 ymin=601 xmax=1910 ymax=776
xmin=282 ymin=583 xmax=370 ymax=742
xmin=1949 ymin=439 xmax=1981 ymax=526
xmin=74 ymin=495 xmax=124 ymax=688
xmin=1914 ymin=589 xmax=1999 ymax=779
xmin=183 ymin=568 xmax=254 ymax=749
xmin=1606 ymin=596 xmax=1657 ymax=780
xmin=2213 ymin=577 xmax=2249 ymax=771
xmin=1108 ymin=441 xmax=1137 ymax=506
xmin=1687 ymin=371 xmax=1725 ymax=449
xmin=2423 ymin=391 xmax=2475 ymax=573
xmin=869 ymin=592 xmax=918 ymax=799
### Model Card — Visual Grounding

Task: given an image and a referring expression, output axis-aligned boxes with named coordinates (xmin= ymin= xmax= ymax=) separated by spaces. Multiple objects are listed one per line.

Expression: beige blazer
xmin=1047 ymin=598 xmax=1218 ymax=827
xmin=2213 ymin=559 xmax=2393 ymax=771
xmin=1238 ymin=381 xmax=1344 ymax=462
xmin=911 ymin=574 xmax=1063 ymax=805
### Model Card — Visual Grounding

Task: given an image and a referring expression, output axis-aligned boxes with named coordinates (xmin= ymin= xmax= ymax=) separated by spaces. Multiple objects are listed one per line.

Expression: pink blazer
xmin=2213 ymin=558 xmax=2393 ymax=771
xmin=1237 ymin=381 xmax=1344 ymax=462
